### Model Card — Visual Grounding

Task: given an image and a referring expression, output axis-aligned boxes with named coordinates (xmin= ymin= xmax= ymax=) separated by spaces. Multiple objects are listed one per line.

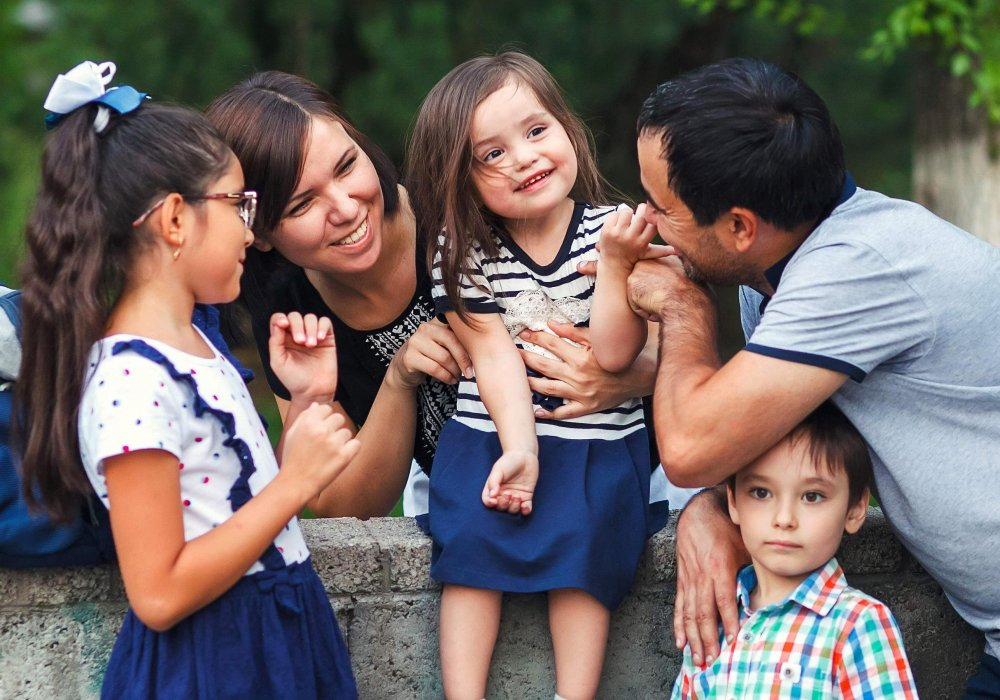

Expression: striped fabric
xmin=672 ymin=558 xmax=918 ymax=699
xmin=430 ymin=202 xmax=644 ymax=441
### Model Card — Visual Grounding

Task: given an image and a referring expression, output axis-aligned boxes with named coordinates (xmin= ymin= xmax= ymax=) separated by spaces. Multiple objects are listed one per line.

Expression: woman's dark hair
xmin=15 ymin=102 xmax=232 ymax=521
xmin=205 ymin=72 xmax=400 ymax=319
xmin=407 ymin=51 xmax=613 ymax=324
xmin=637 ymin=58 xmax=845 ymax=231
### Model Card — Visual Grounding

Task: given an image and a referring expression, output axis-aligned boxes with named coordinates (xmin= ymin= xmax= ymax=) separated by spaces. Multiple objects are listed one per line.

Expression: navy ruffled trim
xmin=111 ymin=340 xmax=285 ymax=570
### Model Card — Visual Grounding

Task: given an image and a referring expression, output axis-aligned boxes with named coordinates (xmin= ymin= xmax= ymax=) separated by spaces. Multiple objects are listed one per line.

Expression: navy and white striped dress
xmin=424 ymin=202 xmax=668 ymax=610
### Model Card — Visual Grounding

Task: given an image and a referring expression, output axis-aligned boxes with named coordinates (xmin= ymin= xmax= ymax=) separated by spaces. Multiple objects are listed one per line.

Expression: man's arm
xmin=628 ymin=256 xmax=847 ymax=486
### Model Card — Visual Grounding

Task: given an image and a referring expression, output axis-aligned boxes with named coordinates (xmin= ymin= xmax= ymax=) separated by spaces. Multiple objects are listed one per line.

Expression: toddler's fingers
xmin=481 ymin=486 xmax=498 ymax=508
xmin=615 ymin=202 xmax=634 ymax=219
xmin=482 ymin=470 xmax=502 ymax=507
xmin=519 ymin=497 xmax=533 ymax=516
xmin=639 ymin=244 xmax=675 ymax=260
xmin=503 ymin=495 xmax=521 ymax=514
xmin=497 ymin=492 xmax=514 ymax=512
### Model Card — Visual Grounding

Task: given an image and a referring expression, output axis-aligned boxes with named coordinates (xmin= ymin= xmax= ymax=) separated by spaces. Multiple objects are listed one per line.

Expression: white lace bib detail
xmin=501 ymin=288 xmax=590 ymax=358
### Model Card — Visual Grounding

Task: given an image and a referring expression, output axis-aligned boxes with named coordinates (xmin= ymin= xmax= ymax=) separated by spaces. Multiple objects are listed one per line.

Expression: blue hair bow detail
xmin=43 ymin=61 xmax=148 ymax=132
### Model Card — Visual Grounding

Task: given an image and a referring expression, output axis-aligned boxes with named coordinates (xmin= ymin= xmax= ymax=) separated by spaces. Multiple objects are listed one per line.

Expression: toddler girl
xmin=408 ymin=51 xmax=669 ymax=700
xmin=15 ymin=61 xmax=360 ymax=699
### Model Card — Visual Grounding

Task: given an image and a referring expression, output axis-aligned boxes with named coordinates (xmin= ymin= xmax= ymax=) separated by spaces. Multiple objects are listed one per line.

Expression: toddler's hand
xmin=482 ymin=450 xmax=538 ymax=516
xmin=279 ymin=403 xmax=361 ymax=502
xmin=268 ymin=312 xmax=338 ymax=403
xmin=599 ymin=203 xmax=658 ymax=273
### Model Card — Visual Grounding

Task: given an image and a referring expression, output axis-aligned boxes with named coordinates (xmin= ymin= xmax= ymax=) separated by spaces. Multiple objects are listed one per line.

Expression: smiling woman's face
xmin=262 ymin=116 xmax=386 ymax=276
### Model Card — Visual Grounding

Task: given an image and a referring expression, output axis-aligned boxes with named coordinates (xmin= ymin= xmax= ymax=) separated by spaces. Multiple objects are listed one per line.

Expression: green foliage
xmin=0 ymin=0 xmax=916 ymax=299
xmin=866 ymin=0 xmax=1000 ymax=120
xmin=683 ymin=0 xmax=1000 ymax=121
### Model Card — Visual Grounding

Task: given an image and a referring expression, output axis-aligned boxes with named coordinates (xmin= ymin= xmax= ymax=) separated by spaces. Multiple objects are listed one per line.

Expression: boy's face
xmin=727 ymin=436 xmax=868 ymax=598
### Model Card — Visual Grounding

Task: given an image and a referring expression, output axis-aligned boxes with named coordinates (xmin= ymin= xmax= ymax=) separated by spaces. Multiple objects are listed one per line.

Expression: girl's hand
xmin=519 ymin=323 xmax=642 ymax=419
xmin=482 ymin=450 xmax=538 ymax=516
xmin=277 ymin=402 xmax=361 ymax=503
xmin=598 ymin=203 xmax=659 ymax=272
xmin=268 ymin=312 xmax=338 ymax=403
xmin=386 ymin=318 xmax=473 ymax=390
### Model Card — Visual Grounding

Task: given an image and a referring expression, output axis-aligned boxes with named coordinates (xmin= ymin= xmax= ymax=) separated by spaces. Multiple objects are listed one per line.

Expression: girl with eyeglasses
xmin=15 ymin=61 xmax=360 ymax=699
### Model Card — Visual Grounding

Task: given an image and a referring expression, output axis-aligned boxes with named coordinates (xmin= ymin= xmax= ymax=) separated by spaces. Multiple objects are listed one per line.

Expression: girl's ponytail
xmin=18 ymin=106 xmax=112 ymax=521
xmin=14 ymin=63 xmax=233 ymax=521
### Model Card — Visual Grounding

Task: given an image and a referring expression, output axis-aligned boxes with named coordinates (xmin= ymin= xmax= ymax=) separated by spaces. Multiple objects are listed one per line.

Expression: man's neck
xmin=746 ymin=219 xmax=816 ymax=297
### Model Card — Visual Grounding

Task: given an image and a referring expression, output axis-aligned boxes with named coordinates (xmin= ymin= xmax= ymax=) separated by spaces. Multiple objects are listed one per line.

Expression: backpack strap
xmin=0 ymin=287 xmax=20 ymax=384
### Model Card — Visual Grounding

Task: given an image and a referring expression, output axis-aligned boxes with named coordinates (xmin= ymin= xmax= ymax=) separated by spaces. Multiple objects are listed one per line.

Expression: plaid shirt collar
xmin=736 ymin=557 xmax=847 ymax=619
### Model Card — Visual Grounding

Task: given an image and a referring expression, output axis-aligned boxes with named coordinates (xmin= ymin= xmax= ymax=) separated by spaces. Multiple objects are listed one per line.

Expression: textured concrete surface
xmin=0 ymin=509 xmax=982 ymax=699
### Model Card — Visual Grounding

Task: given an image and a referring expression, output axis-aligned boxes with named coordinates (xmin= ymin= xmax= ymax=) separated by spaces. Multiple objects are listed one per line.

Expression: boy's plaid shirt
xmin=671 ymin=558 xmax=918 ymax=699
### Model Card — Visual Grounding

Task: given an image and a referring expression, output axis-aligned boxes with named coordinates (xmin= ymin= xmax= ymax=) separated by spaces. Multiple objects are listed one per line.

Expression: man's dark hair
xmin=637 ymin=58 xmax=845 ymax=231
xmin=727 ymin=402 xmax=873 ymax=506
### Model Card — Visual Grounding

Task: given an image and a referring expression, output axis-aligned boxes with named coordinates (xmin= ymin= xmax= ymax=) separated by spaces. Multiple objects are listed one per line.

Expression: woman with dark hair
xmin=206 ymin=71 xmax=657 ymax=519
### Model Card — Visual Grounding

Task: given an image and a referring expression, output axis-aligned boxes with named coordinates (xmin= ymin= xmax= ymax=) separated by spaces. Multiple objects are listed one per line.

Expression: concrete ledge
xmin=0 ymin=509 xmax=980 ymax=698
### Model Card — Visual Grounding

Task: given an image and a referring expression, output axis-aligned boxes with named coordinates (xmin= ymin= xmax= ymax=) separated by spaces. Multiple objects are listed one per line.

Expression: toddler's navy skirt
xmin=421 ymin=421 xmax=669 ymax=610
xmin=101 ymin=558 xmax=357 ymax=699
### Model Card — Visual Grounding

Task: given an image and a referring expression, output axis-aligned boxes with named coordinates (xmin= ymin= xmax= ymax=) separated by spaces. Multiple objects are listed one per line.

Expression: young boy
xmin=671 ymin=402 xmax=918 ymax=699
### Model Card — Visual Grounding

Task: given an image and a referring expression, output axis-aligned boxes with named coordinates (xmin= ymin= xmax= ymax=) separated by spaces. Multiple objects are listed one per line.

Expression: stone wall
xmin=0 ymin=509 xmax=981 ymax=698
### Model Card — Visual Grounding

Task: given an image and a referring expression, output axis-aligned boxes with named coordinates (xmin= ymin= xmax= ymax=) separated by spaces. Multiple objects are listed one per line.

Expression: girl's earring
xmin=172 ymin=236 xmax=184 ymax=261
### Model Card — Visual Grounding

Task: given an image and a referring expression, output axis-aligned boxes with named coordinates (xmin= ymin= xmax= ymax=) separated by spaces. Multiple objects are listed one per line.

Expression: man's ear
xmin=726 ymin=483 xmax=741 ymax=527
xmin=727 ymin=207 xmax=759 ymax=253
xmin=844 ymin=488 xmax=870 ymax=535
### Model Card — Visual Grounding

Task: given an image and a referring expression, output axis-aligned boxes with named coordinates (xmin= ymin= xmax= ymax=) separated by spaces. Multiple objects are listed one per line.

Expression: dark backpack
xmin=0 ymin=286 xmax=115 ymax=568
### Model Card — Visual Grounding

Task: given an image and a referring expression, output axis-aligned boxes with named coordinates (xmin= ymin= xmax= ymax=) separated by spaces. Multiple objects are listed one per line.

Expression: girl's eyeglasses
xmin=132 ymin=190 xmax=258 ymax=229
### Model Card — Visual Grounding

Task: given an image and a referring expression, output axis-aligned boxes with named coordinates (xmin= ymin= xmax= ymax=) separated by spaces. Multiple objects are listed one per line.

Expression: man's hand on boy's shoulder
xmin=673 ymin=487 xmax=749 ymax=667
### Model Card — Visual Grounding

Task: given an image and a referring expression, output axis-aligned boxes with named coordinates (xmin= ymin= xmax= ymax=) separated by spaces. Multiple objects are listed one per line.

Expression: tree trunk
xmin=913 ymin=55 xmax=1000 ymax=246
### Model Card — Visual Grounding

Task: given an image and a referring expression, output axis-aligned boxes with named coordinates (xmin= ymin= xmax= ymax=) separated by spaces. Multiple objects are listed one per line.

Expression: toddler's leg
xmin=548 ymin=588 xmax=610 ymax=700
xmin=440 ymin=584 xmax=502 ymax=700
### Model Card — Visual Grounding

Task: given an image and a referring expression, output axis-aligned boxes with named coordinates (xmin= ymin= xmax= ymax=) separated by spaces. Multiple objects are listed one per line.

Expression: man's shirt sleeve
xmin=744 ymin=240 xmax=934 ymax=382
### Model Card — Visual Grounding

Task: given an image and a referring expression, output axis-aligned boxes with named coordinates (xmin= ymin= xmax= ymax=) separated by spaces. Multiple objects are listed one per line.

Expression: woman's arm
xmin=273 ymin=314 xmax=471 ymax=518
xmin=105 ymin=403 xmax=358 ymax=632
xmin=445 ymin=310 xmax=538 ymax=515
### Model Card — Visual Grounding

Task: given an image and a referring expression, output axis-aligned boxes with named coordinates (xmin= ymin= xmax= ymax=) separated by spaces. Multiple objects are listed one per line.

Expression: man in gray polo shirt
xmin=627 ymin=57 xmax=1000 ymax=696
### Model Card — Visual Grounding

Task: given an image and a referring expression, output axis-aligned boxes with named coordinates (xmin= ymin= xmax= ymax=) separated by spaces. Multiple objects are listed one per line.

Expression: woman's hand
xmin=268 ymin=312 xmax=338 ymax=404
xmin=386 ymin=318 xmax=473 ymax=390
xmin=482 ymin=450 xmax=539 ymax=516
xmin=518 ymin=322 xmax=650 ymax=419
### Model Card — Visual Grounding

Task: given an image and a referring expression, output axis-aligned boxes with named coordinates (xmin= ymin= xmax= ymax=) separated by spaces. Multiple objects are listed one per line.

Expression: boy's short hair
xmin=727 ymin=402 xmax=872 ymax=504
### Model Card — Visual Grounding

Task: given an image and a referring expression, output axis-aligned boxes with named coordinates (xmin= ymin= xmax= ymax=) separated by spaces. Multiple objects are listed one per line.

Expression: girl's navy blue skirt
xmin=101 ymin=558 xmax=357 ymax=699
xmin=420 ymin=421 xmax=669 ymax=610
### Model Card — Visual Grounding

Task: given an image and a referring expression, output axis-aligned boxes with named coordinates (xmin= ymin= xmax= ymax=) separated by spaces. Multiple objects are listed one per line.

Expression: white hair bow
xmin=43 ymin=61 xmax=118 ymax=132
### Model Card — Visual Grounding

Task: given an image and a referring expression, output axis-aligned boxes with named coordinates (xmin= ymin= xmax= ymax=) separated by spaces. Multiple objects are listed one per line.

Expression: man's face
xmin=637 ymin=132 xmax=759 ymax=287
